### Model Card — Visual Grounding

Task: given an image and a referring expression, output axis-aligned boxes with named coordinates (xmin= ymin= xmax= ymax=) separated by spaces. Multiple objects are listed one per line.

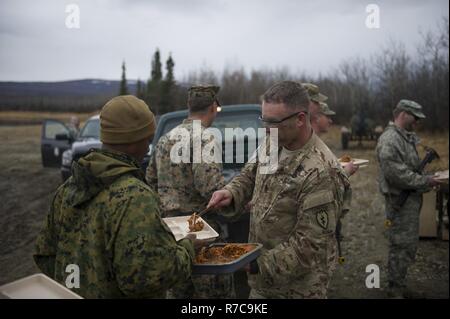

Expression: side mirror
xmin=55 ymin=133 xmax=71 ymax=141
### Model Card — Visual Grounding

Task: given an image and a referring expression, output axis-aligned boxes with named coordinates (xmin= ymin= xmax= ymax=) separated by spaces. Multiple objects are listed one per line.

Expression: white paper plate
xmin=0 ymin=273 xmax=83 ymax=299
xmin=163 ymin=215 xmax=219 ymax=241
xmin=340 ymin=158 xmax=369 ymax=167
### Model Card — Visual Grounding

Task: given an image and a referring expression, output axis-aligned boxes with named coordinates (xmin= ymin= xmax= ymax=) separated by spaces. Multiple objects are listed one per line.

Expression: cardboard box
xmin=419 ymin=191 xmax=438 ymax=238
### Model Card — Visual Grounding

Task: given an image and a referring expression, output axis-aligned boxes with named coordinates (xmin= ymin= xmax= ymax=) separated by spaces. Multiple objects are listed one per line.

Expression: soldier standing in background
xmin=208 ymin=81 xmax=347 ymax=298
xmin=34 ymin=96 xmax=195 ymax=298
xmin=67 ymin=115 xmax=80 ymax=139
xmin=146 ymin=85 xmax=235 ymax=299
xmin=304 ymin=82 xmax=358 ymax=177
xmin=376 ymin=99 xmax=440 ymax=298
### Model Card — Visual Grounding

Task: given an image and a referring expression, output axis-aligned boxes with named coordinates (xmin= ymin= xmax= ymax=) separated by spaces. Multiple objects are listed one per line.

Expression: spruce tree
xmin=161 ymin=54 xmax=176 ymax=113
xmin=146 ymin=49 xmax=163 ymax=113
xmin=136 ymin=78 xmax=145 ymax=99
xmin=119 ymin=60 xmax=128 ymax=95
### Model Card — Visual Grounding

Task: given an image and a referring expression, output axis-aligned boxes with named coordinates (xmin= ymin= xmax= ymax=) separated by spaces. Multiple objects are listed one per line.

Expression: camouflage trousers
xmin=384 ymin=193 xmax=423 ymax=288
xmin=167 ymin=273 xmax=236 ymax=299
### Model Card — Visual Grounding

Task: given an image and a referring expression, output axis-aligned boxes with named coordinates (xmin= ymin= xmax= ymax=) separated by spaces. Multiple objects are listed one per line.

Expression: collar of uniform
xmin=183 ymin=118 xmax=207 ymax=129
xmin=277 ymin=131 xmax=316 ymax=175
xmin=94 ymin=148 xmax=145 ymax=181
xmin=392 ymin=124 xmax=418 ymax=144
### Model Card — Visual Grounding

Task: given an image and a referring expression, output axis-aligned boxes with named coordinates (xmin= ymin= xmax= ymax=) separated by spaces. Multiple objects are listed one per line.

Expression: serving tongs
xmin=197 ymin=206 xmax=214 ymax=218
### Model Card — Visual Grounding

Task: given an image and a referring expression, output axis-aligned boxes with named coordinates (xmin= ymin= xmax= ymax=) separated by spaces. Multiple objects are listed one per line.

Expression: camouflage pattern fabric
xmin=34 ymin=149 xmax=194 ymax=299
xmin=146 ymin=118 xmax=226 ymax=217
xmin=384 ymin=194 xmax=422 ymax=289
xmin=146 ymin=119 xmax=235 ymax=299
xmin=224 ymin=133 xmax=346 ymax=298
xmin=376 ymin=124 xmax=430 ymax=288
xmin=376 ymin=124 xmax=429 ymax=196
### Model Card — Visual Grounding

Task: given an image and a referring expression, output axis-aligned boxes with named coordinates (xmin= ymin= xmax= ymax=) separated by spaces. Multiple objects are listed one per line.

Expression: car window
xmin=44 ymin=120 xmax=70 ymax=139
xmin=80 ymin=119 xmax=100 ymax=138
xmin=158 ymin=110 xmax=261 ymax=168
xmin=211 ymin=112 xmax=262 ymax=140
xmin=161 ymin=111 xmax=261 ymax=137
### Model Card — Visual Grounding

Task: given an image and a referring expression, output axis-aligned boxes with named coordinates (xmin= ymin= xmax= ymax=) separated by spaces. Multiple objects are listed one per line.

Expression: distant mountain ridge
xmin=0 ymin=79 xmax=141 ymax=112
xmin=0 ymin=79 xmax=137 ymax=97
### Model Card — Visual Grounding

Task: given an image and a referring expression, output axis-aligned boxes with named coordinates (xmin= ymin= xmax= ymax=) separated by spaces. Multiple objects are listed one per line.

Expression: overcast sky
xmin=0 ymin=0 xmax=448 ymax=82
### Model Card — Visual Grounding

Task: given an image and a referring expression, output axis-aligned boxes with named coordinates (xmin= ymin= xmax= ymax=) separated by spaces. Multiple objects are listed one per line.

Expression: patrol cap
xmin=319 ymin=102 xmax=336 ymax=116
xmin=395 ymin=99 xmax=426 ymax=119
xmin=100 ymin=95 xmax=156 ymax=144
xmin=302 ymin=83 xmax=328 ymax=103
xmin=188 ymin=85 xmax=221 ymax=112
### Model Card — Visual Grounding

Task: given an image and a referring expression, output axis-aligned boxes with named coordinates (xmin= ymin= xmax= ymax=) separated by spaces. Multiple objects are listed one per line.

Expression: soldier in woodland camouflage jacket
xmin=34 ymin=96 xmax=194 ymax=298
xmin=146 ymin=85 xmax=235 ymax=299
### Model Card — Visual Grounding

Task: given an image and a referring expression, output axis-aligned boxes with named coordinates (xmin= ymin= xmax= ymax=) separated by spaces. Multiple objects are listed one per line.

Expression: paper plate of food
xmin=339 ymin=155 xmax=369 ymax=167
xmin=163 ymin=213 xmax=219 ymax=242
xmin=433 ymin=170 xmax=449 ymax=183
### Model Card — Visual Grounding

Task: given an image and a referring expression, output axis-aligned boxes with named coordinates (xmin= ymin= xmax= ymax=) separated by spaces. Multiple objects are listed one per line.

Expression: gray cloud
xmin=0 ymin=0 xmax=448 ymax=81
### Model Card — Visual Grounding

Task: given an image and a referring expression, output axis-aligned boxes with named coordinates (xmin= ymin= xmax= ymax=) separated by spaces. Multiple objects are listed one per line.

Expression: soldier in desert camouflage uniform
xmin=34 ymin=96 xmax=195 ymax=299
xmin=304 ymin=82 xmax=358 ymax=177
xmin=208 ymin=81 xmax=346 ymax=298
xmin=146 ymin=85 xmax=235 ymax=299
xmin=376 ymin=99 xmax=440 ymax=298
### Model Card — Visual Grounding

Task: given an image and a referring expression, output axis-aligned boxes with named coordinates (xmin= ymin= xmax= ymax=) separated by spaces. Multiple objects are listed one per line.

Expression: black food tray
xmin=192 ymin=243 xmax=262 ymax=274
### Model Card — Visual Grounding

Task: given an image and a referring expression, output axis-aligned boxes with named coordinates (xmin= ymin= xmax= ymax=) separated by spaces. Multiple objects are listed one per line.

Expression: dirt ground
xmin=0 ymin=123 xmax=448 ymax=298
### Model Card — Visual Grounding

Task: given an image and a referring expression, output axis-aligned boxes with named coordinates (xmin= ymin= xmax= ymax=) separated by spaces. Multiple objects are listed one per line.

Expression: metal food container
xmin=192 ymin=243 xmax=263 ymax=274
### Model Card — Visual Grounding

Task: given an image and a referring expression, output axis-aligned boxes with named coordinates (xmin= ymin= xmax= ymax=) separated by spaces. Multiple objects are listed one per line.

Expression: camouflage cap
xmin=395 ymin=99 xmax=426 ymax=119
xmin=319 ymin=102 xmax=336 ymax=116
xmin=188 ymin=85 xmax=221 ymax=111
xmin=302 ymin=83 xmax=328 ymax=103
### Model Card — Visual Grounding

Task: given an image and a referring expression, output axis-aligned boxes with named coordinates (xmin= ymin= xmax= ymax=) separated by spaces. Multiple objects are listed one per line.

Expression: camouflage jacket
xmin=146 ymin=119 xmax=226 ymax=216
xmin=224 ymin=133 xmax=346 ymax=298
xmin=34 ymin=149 xmax=194 ymax=299
xmin=314 ymin=138 xmax=352 ymax=216
xmin=376 ymin=124 xmax=429 ymax=196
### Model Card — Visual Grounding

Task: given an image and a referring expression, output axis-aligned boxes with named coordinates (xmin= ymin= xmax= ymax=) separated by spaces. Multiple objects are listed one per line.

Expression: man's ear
xmin=296 ymin=115 xmax=305 ymax=128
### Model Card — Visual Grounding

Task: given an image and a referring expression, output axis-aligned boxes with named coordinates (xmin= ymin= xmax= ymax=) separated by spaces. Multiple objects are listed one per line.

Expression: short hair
xmin=188 ymin=100 xmax=214 ymax=114
xmin=262 ymin=81 xmax=310 ymax=110
xmin=393 ymin=107 xmax=403 ymax=119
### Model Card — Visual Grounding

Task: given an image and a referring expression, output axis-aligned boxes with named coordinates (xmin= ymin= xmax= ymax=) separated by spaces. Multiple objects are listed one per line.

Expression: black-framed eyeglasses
xmin=259 ymin=111 xmax=307 ymax=126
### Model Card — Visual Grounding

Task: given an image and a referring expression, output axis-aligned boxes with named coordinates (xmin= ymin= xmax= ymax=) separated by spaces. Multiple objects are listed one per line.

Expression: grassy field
xmin=0 ymin=111 xmax=96 ymax=125
xmin=0 ymin=117 xmax=448 ymax=298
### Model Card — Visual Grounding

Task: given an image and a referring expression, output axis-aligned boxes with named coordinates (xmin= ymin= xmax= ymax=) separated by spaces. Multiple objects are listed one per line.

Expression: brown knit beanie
xmin=100 ymin=95 xmax=156 ymax=144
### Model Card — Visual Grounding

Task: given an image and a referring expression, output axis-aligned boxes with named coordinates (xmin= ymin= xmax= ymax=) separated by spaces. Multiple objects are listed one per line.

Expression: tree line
xmin=2 ymin=18 xmax=447 ymax=132
xmin=120 ymin=18 xmax=448 ymax=131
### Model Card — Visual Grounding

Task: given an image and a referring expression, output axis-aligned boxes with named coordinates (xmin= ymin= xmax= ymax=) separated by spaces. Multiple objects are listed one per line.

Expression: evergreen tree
xmin=151 ymin=49 xmax=163 ymax=81
xmin=136 ymin=78 xmax=145 ymax=99
xmin=119 ymin=60 xmax=128 ymax=95
xmin=161 ymin=54 xmax=176 ymax=113
xmin=146 ymin=48 xmax=163 ymax=113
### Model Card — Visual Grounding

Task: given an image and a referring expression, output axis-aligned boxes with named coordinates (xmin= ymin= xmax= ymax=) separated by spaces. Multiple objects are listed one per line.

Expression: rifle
xmin=392 ymin=146 xmax=440 ymax=211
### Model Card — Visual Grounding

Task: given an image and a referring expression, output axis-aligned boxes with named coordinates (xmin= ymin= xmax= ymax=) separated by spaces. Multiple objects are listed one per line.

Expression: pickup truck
xmin=41 ymin=104 xmax=262 ymax=197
